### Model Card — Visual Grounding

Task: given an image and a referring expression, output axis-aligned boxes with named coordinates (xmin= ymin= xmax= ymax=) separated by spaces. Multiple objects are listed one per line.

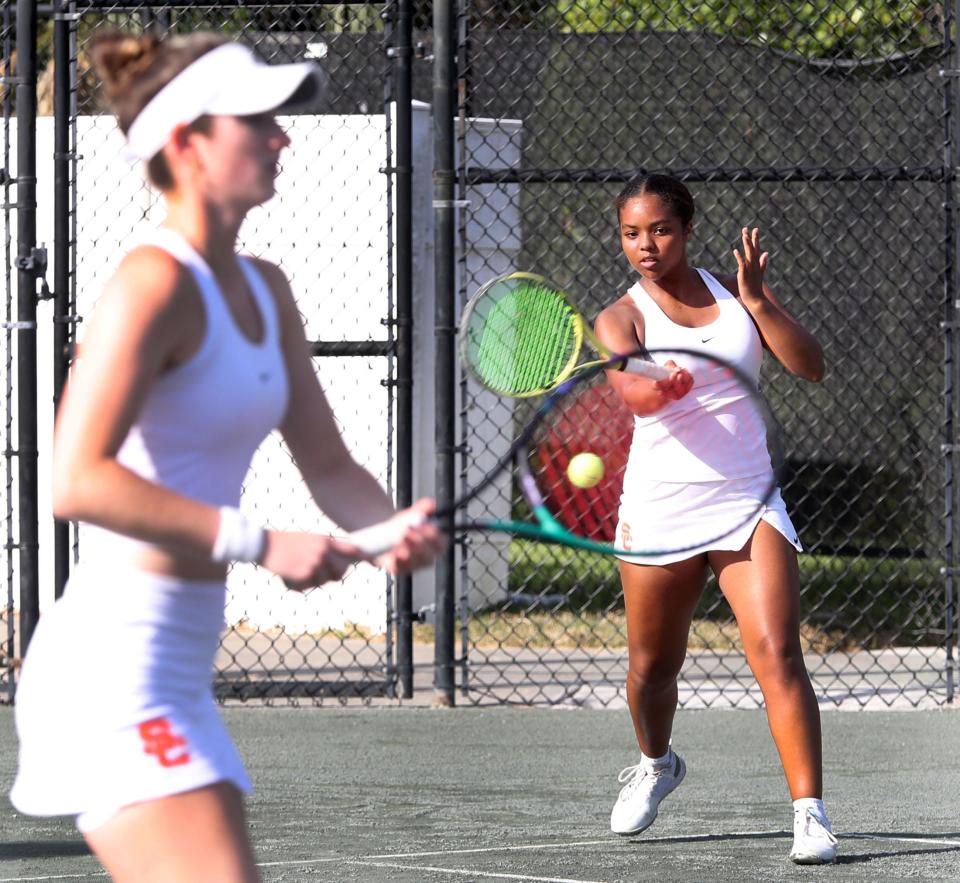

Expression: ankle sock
xmin=641 ymin=748 xmax=673 ymax=771
xmin=793 ymin=797 xmax=826 ymax=817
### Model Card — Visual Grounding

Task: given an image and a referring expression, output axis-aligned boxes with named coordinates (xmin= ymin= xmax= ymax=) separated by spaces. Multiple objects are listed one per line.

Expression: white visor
xmin=124 ymin=42 xmax=324 ymax=162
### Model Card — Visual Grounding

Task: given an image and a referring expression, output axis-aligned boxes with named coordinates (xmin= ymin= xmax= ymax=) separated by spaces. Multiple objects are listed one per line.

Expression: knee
xmin=747 ymin=631 xmax=807 ymax=679
xmin=626 ymin=652 xmax=684 ymax=693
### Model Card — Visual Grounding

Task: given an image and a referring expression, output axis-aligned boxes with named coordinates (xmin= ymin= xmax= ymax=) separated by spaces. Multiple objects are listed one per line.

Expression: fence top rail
xmin=38 ymin=1 xmax=379 ymax=12
xmin=462 ymin=165 xmax=950 ymax=186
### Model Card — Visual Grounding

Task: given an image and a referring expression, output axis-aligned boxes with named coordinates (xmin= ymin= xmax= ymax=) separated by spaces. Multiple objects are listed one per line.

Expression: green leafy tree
xmin=547 ymin=1 xmax=943 ymax=58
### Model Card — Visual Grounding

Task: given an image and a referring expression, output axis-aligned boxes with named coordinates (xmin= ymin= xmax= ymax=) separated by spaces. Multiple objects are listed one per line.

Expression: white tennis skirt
xmin=615 ymin=472 xmax=802 ymax=566
xmin=10 ymin=564 xmax=251 ymax=832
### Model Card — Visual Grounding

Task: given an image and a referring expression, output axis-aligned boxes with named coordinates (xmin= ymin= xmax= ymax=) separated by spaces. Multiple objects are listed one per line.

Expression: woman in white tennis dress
xmin=10 ymin=30 xmax=443 ymax=882
xmin=597 ymin=174 xmax=837 ymax=865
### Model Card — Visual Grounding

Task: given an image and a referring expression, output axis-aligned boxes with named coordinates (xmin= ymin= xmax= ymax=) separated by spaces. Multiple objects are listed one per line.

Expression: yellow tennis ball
xmin=567 ymin=452 xmax=604 ymax=489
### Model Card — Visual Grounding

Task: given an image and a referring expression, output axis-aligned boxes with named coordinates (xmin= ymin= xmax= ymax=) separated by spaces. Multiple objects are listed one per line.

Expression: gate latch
xmin=14 ymin=245 xmax=52 ymax=301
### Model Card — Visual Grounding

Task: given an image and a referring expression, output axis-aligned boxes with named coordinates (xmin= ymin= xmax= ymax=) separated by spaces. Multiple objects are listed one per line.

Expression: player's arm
xmin=727 ymin=226 xmax=825 ymax=382
xmin=51 ymin=247 xmax=224 ymax=556
xmin=254 ymin=260 xmax=443 ymax=572
xmin=595 ymin=296 xmax=693 ymax=416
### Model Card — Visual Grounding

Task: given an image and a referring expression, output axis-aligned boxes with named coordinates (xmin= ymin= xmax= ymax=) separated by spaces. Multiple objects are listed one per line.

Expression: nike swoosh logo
xmin=701 ymin=336 xmax=714 ymax=343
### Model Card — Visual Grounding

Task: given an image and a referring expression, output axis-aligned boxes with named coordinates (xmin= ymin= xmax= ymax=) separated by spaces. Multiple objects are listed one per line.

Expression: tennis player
xmin=9 ymin=31 xmax=444 ymax=882
xmin=597 ymin=174 xmax=836 ymax=864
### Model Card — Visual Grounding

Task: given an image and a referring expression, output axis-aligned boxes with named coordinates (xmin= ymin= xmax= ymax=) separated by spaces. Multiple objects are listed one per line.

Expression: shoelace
xmin=617 ymin=762 xmax=668 ymax=796
xmin=796 ymin=809 xmax=838 ymax=845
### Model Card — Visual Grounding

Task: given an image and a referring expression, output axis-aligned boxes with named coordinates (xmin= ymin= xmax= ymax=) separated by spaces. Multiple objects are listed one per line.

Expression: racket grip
xmin=623 ymin=357 xmax=673 ymax=381
xmin=346 ymin=510 xmax=427 ymax=557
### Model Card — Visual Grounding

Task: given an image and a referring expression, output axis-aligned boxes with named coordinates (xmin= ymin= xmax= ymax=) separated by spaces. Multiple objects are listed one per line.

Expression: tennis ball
xmin=567 ymin=452 xmax=604 ymax=489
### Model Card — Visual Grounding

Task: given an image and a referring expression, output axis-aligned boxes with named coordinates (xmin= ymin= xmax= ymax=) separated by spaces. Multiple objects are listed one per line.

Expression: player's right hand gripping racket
xmin=346 ymin=346 xmax=785 ymax=560
xmin=458 ymin=271 xmax=672 ymax=397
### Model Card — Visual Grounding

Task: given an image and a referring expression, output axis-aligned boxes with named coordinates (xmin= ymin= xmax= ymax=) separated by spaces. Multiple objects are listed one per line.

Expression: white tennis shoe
xmin=609 ymin=750 xmax=686 ymax=836
xmin=789 ymin=806 xmax=838 ymax=864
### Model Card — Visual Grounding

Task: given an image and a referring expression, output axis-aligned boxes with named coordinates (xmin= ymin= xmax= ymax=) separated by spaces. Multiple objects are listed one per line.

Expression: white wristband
xmin=211 ymin=507 xmax=265 ymax=564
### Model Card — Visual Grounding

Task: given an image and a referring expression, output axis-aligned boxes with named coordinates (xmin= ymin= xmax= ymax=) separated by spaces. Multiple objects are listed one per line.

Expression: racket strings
xmin=529 ymin=378 xmax=632 ymax=543
xmin=464 ymin=280 xmax=580 ymax=396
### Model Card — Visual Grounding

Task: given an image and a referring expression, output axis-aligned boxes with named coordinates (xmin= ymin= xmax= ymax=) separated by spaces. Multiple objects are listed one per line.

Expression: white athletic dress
xmin=10 ymin=229 xmax=288 ymax=831
xmin=615 ymin=268 xmax=801 ymax=565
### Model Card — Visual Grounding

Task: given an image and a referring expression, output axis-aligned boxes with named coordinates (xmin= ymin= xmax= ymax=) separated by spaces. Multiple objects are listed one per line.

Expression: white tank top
xmin=83 ymin=228 xmax=289 ymax=560
xmin=621 ymin=268 xmax=770 ymax=483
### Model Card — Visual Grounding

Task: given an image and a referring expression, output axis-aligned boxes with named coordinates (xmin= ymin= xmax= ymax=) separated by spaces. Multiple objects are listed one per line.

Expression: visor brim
xmin=207 ymin=61 xmax=326 ymax=116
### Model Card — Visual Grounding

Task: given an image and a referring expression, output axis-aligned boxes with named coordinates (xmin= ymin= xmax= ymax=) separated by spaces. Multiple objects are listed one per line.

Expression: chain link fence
xmin=2 ymin=1 xmax=958 ymax=709
xmin=452 ymin=1 xmax=958 ymax=708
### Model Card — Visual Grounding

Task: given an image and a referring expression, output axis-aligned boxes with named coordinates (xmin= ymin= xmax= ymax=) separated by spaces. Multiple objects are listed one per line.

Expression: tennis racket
xmin=345 ymin=347 xmax=785 ymax=559
xmin=459 ymin=271 xmax=671 ymax=397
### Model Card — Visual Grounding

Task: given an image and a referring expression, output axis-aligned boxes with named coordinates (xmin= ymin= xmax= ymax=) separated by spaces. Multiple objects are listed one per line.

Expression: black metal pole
xmin=432 ymin=0 xmax=457 ymax=707
xmin=392 ymin=0 xmax=415 ymax=698
xmin=15 ymin=0 xmax=40 ymax=658
xmin=944 ymin=0 xmax=960 ymax=705
xmin=52 ymin=0 xmax=72 ymax=600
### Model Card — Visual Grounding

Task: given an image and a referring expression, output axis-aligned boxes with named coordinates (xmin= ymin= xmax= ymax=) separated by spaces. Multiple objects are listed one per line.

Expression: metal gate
xmin=3 ymin=0 xmax=419 ymax=703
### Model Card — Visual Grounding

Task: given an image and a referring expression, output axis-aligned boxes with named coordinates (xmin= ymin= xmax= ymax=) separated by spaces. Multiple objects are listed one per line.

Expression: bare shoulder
xmin=246 ymin=256 xmax=294 ymax=301
xmin=595 ymin=291 xmax=644 ymax=348
xmin=597 ymin=291 xmax=641 ymax=323
xmin=102 ymin=245 xmax=199 ymax=320
xmin=75 ymin=245 xmax=204 ymax=366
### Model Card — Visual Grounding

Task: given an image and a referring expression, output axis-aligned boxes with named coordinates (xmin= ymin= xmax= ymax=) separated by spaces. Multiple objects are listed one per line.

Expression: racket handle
xmin=346 ymin=510 xmax=427 ymax=557
xmin=622 ymin=357 xmax=673 ymax=381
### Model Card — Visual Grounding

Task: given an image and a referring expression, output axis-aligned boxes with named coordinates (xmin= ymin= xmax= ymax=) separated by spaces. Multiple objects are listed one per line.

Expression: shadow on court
xmin=1 ymin=706 xmax=957 ymax=881
xmin=0 ymin=840 xmax=93 ymax=860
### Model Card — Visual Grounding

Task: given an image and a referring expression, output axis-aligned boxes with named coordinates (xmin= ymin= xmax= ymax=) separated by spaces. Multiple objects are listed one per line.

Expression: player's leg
xmin=82 ymin=781 xmax=259 ymax=883
xmin=711 ymin=522 xmax=819 ymax=794
xmin=710 ymin=520 xmax=836 ymax=863
xmin=611 ymin=555 xmax=707 ymax=835
xmin=621 ymin=555 xmax=708 ymax=756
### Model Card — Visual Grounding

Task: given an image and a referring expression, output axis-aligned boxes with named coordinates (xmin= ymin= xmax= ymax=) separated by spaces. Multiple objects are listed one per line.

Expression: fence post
xmin=52 ymin=1 xmax=74 ymax=601
xmin=944 ymin=0 xmax=960 ymax=705
xmin=432 ymin=0 xmax=457 ymax=707
xmin=14 ymin=0 xmax=40 ymax=662
xmin=392 ymin=0 xmax=415 ymax=698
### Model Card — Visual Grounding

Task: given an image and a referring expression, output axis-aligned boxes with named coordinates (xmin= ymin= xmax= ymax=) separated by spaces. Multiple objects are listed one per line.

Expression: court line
xmin=842 ymin=833 xmax=960 ymax=848
xmin=251 ymin=831 xmax=786 ymax=873
xmin=0 ymin=874 xmax=106 ymax=882
xmin=257 ymin=856 xmax=343 ymax=867
xmin=363 ymin=830 xmax=787 ymax=859
xmin=346 ymin=860 xmax=606 ymax=883
xmin=366 ymin=839 xmax=614 ymax=859
xmin=4 ymin=830 xmax=957 ymax=883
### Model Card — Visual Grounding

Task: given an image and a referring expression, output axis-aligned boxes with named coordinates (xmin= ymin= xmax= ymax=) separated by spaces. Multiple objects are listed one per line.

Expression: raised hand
xmin=732 ymin=226 xmax=769 ymax=306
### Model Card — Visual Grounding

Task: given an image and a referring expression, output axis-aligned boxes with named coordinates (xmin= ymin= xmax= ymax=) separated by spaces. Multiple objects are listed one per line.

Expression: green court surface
xmin=0 ymin=706 xmax=957 ymax=882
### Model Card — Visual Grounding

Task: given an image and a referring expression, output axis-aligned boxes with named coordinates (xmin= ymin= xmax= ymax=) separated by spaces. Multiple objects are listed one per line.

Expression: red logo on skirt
xmin=138 ymin=717 xmax=191 ymax=767
xmin=621 ymin=523 xmax=632 ymax=551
